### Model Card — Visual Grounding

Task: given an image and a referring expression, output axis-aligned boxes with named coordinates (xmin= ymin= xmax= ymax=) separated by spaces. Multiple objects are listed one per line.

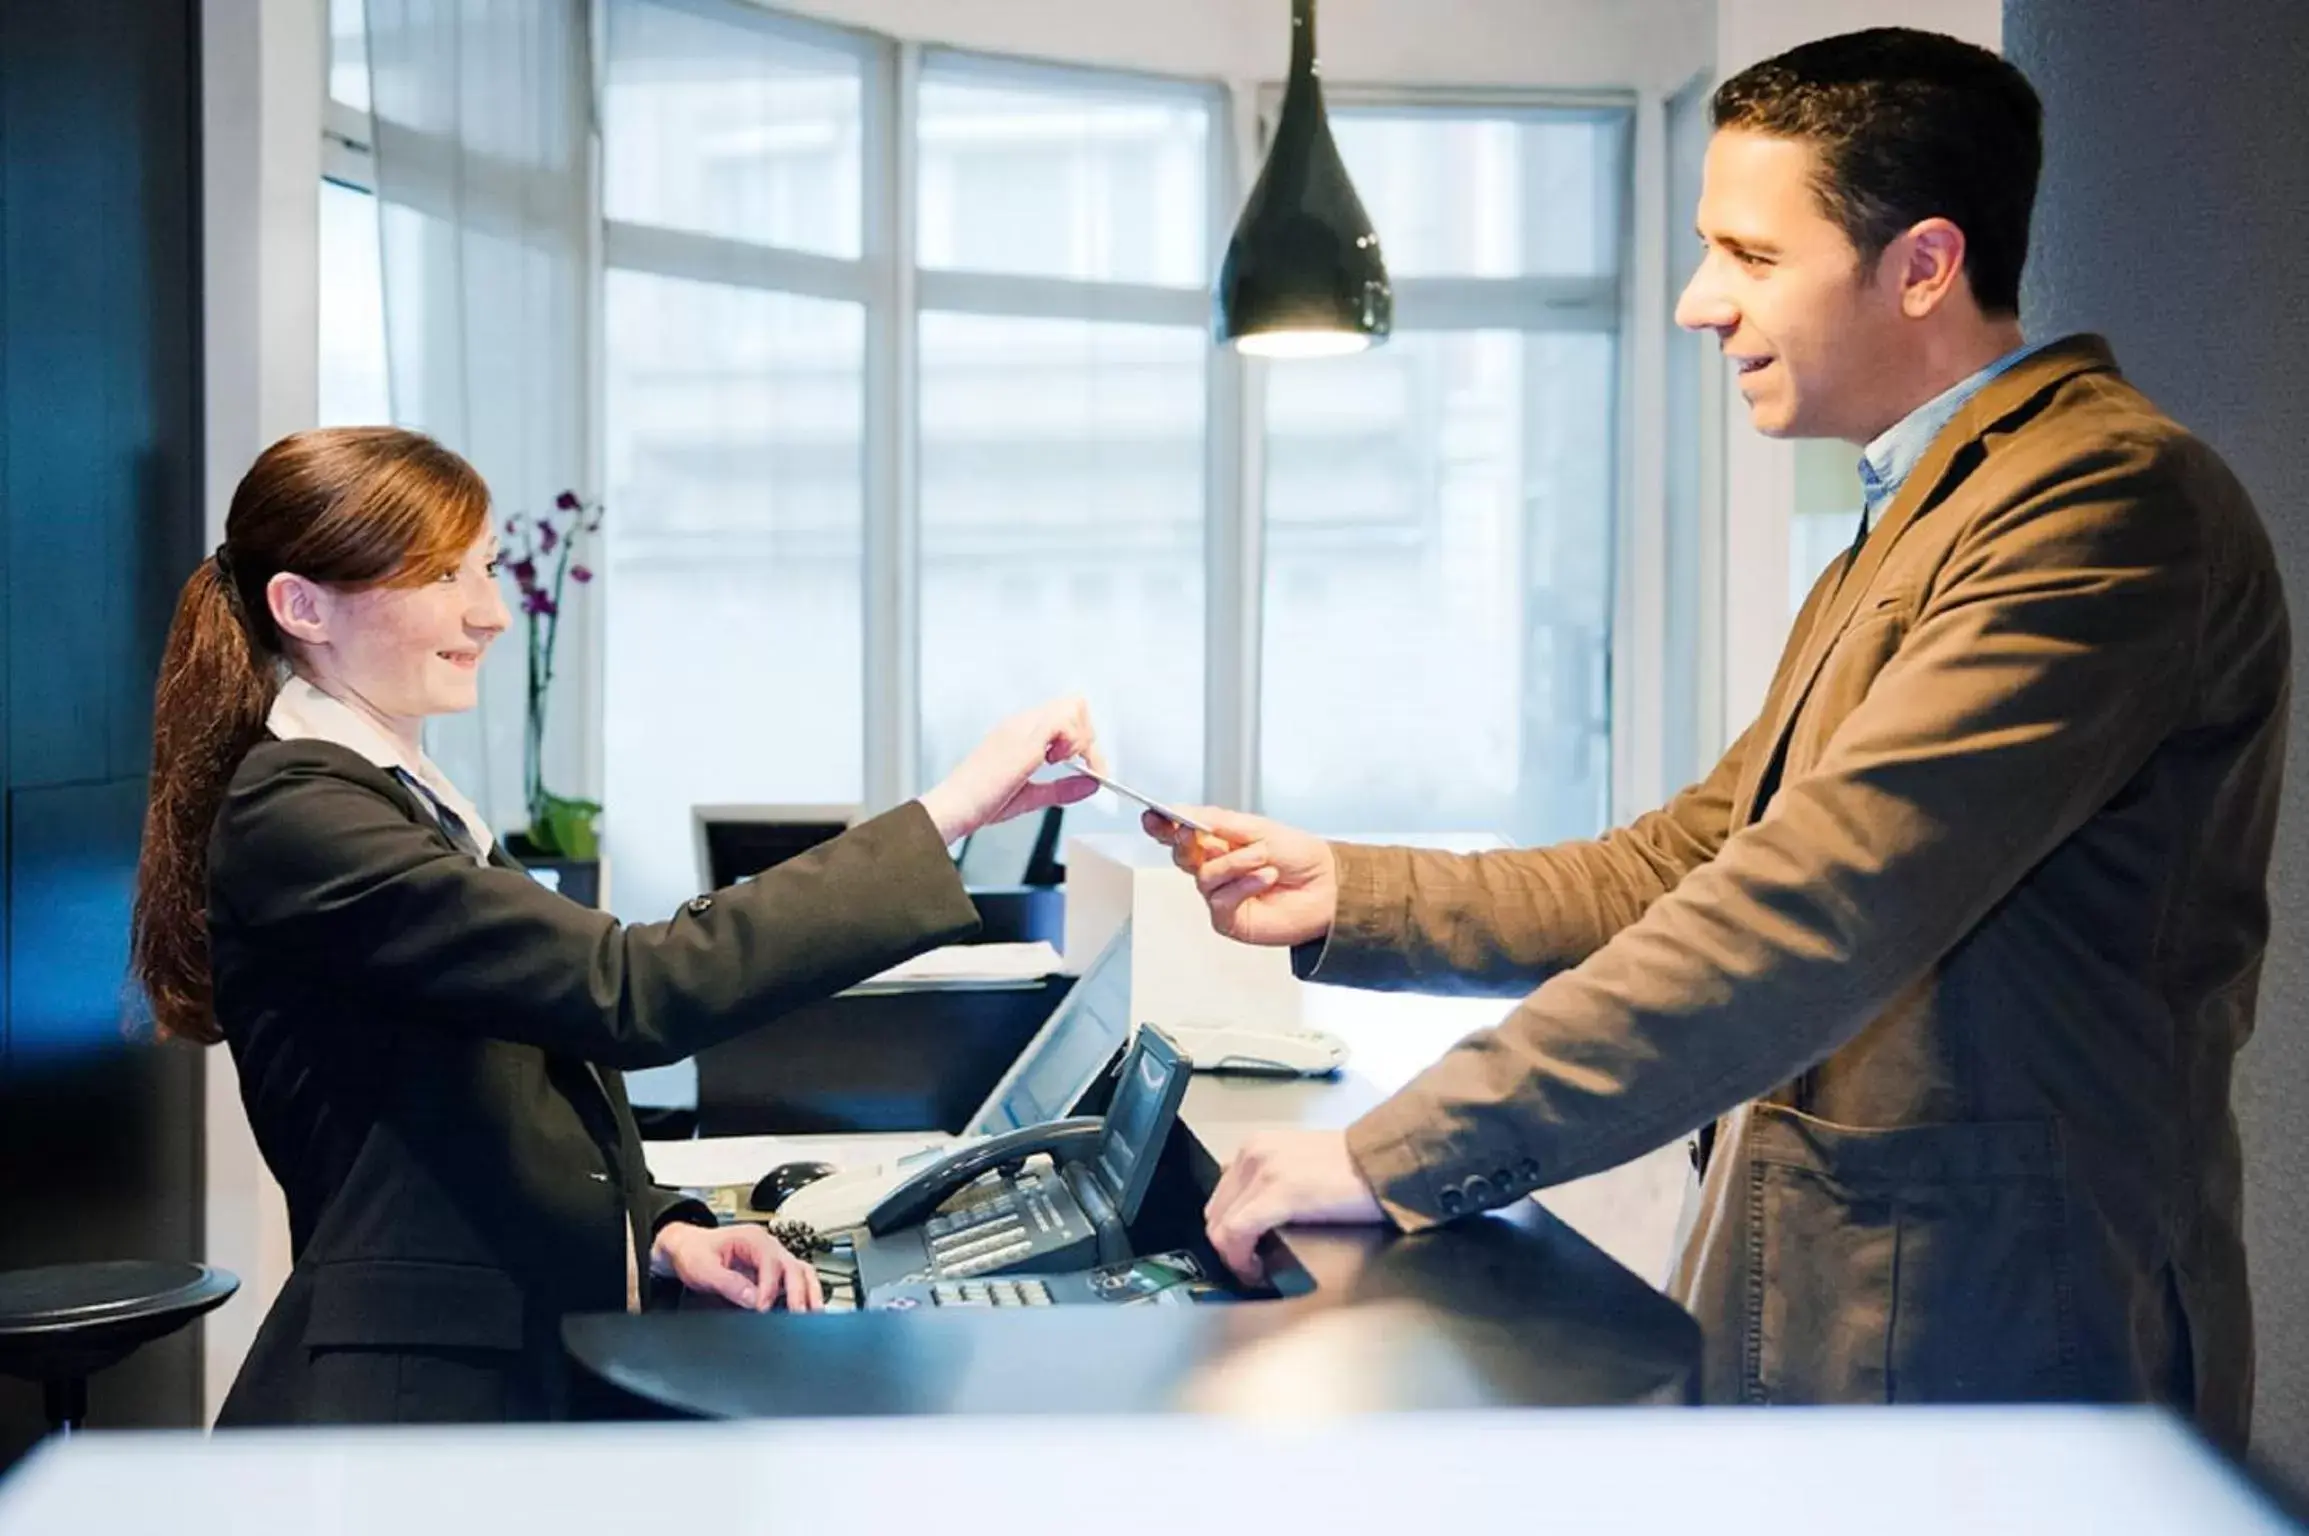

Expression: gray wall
xmin=2004 ymin=0 xmax=2309 ymax=1476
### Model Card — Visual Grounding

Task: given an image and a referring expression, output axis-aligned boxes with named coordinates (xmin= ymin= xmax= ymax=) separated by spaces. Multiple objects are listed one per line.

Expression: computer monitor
xmin=955 ymin=810 xmax=1042 ymax=888
xmin=693 ymin=803 xmax=858 ymax=891
xmin=956 ymin=805 xmax=1068 ymax=889
xmin=966 ymin=920 xmax=1134 ymax=1137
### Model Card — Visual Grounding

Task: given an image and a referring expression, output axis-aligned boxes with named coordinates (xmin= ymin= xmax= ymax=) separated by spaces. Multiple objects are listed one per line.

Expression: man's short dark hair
xmin=1712 ymin=28 xmax=2042 ymax=315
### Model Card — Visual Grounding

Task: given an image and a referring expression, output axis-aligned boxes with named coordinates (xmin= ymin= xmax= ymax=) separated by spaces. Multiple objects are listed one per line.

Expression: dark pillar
xmin=0 ymin=0 xmax=208 ymax=1469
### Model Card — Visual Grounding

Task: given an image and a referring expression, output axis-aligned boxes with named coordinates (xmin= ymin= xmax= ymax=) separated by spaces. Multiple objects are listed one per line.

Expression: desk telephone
xmin=851 ymin=1024 xmax=1191 ymax=1304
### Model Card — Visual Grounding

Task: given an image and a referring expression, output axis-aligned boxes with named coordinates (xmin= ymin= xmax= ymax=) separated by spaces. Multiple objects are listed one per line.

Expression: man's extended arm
xmin=1295 ymin=718 xmax=1758 ymax=998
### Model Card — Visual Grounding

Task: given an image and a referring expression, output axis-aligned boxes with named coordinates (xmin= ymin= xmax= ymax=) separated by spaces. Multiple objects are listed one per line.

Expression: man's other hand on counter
xmin=1204 ymin=1128 xmax=1387 ymax=1281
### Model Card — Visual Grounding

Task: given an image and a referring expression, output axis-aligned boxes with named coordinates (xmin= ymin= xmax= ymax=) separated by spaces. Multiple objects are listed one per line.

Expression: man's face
xmin=1676 ymin=128 xmax=1908 ymax=444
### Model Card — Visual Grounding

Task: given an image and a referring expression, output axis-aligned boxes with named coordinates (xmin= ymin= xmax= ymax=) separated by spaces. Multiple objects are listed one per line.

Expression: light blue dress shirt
xmin=1855 ymin=338 xmax=2052 ymax=536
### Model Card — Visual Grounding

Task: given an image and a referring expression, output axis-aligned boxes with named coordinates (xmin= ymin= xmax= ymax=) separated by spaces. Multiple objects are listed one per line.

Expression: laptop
xmin=747 ymin=922 xmax=1137 ymax=1231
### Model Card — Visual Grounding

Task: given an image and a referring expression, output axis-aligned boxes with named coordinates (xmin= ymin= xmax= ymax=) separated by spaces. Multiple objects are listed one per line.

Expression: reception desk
xmin=3 ymin=1408 xmax=2294 ymax=1534
xmin=4 ymin=977 xmax=2296 ymax=1536
xmin=570 ymin=981 xmax=1702 ymax=1418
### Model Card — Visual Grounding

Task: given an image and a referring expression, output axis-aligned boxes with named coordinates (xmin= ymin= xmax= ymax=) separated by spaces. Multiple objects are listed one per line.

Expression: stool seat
xmin=0 ymin=1261 xmax=238 ymax=1432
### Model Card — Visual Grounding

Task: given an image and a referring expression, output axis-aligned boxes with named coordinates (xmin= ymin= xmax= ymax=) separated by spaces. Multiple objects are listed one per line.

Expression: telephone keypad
xmin=926 ymin=1277 xmax=1054 ymax=1308
xmin=917 ymin=1170 xmax=1074 ymax=1280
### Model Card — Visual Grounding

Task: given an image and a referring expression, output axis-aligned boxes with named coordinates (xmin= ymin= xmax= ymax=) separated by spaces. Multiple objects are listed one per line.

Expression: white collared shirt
xmin=266 ymin=674 xmax=497 ymax=862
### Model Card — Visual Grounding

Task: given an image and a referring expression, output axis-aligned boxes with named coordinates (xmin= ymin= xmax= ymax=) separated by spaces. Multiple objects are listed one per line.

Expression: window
xmin=326 ymin=0 xmax=369 ymax=112
xmin=318 ymin=0 xmax=387 ymax=427
xmin=915 ymin=69 xmax=1209 ymax=284
xmin=912 ymin=59 xmax=1216 ymax=833
xmin=1258 ymin=108 xmax=1628 ymax=845
xmin=317 ymin=180 xmax=389 ymax=426
xmin=601 ymin=0 xmax=872 ymax=924
xmin=1328 ymin=112 xmax=1620 ymax=278
xmin=1263 ymin=329 xmax=1616 ymax=842
xmin=603 ymin=0 xmax=862 ymax=258
xmin=589 ymin=9 xmax=1635 ymax=911
xmin=1791 ymin=438 xmax=1862 ymax=612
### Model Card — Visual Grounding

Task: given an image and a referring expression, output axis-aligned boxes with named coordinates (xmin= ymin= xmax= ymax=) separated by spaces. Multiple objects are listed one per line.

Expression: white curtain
xmin=365 ymin=0 xmax=592 ymax=832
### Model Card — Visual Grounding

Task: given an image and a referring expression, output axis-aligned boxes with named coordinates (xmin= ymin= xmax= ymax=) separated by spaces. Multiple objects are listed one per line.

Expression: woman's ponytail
xmin=130 ymin=554 xmax=275 ymax=1044
xmin=128 ymin=426 xmax=491 ymax=1045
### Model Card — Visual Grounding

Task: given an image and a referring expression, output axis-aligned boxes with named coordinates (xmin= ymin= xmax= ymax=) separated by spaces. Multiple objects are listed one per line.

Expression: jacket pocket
xmin=1745 ymin=1104 xmax=2077 ymax=1405
xmin=303 ymin=1259 xmax=526 ymax=1352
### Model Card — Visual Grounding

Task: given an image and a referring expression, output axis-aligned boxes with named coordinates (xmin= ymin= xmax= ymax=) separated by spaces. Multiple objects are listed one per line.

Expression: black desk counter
xmin=572 ymin=986 xmax=1701 ymax=1418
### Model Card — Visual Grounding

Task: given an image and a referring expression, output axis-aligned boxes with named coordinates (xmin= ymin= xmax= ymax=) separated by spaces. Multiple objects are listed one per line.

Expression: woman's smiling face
xmin=269 ymin=529 xmax=510 ymax=721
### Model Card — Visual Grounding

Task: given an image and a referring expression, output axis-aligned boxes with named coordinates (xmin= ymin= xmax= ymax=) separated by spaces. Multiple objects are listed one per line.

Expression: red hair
xmin=130 ymin=427 xmax=490 ymax=1043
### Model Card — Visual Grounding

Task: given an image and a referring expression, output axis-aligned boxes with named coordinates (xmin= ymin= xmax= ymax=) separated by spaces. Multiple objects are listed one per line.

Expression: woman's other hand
xmin=651 ymin=1221 xmax=824 ymax=1312
xmin=917 ymin=695 xmax=1104 ymax=843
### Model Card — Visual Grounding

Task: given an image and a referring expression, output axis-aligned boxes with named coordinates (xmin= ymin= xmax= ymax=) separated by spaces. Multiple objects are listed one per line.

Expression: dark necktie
xmin=391 ymin=768 xmax=486 ymax=864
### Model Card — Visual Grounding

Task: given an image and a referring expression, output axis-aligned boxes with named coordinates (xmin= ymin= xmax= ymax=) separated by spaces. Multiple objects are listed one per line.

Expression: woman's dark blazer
xmin=207 ymin=737 xmax=980 ymax=1424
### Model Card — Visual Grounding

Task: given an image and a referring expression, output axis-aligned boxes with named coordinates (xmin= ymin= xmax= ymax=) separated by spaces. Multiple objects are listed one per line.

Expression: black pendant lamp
xmin=1214 ymin=0 xmax=1391 ymax=357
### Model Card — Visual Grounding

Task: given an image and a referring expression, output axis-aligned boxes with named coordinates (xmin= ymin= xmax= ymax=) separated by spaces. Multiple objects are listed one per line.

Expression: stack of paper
xmin=845 ymin=940 xmax=1065 ymax=993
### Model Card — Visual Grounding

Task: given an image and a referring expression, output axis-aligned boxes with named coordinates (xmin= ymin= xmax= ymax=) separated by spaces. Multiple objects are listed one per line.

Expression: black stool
xmin=0 ymin=1261 xmax=238 ymax=1435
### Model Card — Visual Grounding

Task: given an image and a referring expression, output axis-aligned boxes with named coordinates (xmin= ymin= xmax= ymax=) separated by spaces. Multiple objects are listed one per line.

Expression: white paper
xmin=852 ymin=940 xmax=1064 ymax=988
xmin=641 ymin=1131 xmax=947 ymax=1189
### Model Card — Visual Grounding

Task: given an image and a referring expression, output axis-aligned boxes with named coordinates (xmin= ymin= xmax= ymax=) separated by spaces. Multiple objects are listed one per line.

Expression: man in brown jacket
xmin=1161 ymin=30 xmax=2287 ymax=1445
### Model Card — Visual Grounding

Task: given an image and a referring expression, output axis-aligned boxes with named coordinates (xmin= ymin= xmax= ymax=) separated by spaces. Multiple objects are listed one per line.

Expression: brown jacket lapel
xmin=1734 ymin=335 xmax=2123 ymax=827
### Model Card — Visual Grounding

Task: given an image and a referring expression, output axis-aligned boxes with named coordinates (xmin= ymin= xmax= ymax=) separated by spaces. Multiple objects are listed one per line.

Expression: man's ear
xmin=1893 ymin=217 xmax=1968 ymax=318
xmin=267 ymin=572 xmax=333 ymax=648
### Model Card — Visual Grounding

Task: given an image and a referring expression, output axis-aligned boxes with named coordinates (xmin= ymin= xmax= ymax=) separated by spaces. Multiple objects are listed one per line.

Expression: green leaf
xmin=526 ymin=790 xmax=604 ymax=861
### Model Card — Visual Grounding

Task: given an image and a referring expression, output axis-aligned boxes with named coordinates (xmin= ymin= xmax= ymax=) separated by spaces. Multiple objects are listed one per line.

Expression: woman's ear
xmin=267 ymin=572 xmax=332 ymax=649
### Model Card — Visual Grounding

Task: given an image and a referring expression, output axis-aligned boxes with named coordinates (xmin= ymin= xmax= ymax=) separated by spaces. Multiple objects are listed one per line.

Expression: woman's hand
xmin=917 ymin=695 xmax=1105 ymax=843
xmin=650 ymin=1221 xmax=824 ymax=1312
xmin=1142 ymin=806 xmax=1340 ymax=949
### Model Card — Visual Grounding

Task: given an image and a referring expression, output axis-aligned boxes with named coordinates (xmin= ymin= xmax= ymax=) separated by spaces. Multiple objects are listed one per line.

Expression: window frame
xmin=329 ymin=0 xmax=1653 ymax=837
xmin=318 ymin=9 xmax=387 ymax=432
xmin=600 ymin=5 xmax=1236 ymax=811
xmin=906 ymin=44 xmax=1233 ymax=804
xmin=1248 ymin=82 xmax=1647 ymax=828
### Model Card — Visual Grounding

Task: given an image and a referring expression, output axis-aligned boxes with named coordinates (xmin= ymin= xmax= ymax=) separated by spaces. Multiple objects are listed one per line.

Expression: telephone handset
xmin=864 ymin=1117 xmax=1103 ymax=1235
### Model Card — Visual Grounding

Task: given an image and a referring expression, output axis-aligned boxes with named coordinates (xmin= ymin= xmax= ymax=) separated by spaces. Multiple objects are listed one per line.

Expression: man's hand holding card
xmin=1134 ymin=802 xmax=1340 ymax=950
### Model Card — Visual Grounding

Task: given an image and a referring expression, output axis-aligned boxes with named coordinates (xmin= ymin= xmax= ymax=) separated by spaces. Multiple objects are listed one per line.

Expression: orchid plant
xmin=501 ymin=489 xmax=603 ymax=859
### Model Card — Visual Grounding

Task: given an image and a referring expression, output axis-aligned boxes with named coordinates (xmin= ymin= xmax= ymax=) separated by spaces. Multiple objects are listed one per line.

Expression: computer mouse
xmin=750 ymin=1160 xmax=838 ymax=1214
